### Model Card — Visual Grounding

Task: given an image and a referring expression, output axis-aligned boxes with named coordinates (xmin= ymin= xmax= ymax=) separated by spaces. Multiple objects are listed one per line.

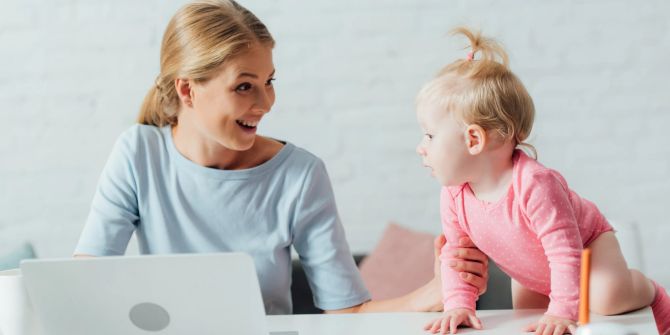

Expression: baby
xmin=416 ymin=27 xmax=670 ymax=335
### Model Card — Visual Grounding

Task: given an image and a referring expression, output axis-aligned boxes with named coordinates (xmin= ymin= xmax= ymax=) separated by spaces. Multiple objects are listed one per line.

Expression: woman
xmin=74 ymin=0 xmax=488 ymax=314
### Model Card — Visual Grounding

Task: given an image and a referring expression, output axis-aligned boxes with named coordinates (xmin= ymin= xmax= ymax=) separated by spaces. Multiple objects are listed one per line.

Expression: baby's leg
xmin=512 ymin=278 xmax=549 ymax=309
xmin=589 ymin=231 xmax=655 ymax=315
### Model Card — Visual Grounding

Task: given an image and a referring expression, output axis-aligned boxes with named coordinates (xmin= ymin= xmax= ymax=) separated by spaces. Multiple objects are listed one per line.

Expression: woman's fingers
xmin=433 ymin=235 xmax=446 ymax=279
xmin=452 ymin=247 xmax=489 ymax=265
xmin=434 ymin=235 xmax=447 ymax=253
xmin=459 ymin=271 xmax=488 ymax=295
xmin=458 ymin=236 xmax=476 ymax=248
xmin=451 ymin=258 xmax=486 ymax=276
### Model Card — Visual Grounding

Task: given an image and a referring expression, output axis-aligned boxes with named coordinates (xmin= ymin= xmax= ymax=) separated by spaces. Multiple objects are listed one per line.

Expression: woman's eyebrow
xmin=237 ymin=69 xmax=275 ymax=79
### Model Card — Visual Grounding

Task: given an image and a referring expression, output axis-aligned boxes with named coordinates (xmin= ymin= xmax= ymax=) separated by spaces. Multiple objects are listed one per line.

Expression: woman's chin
xmin=231 ymin=137 xmax=256 ymax=151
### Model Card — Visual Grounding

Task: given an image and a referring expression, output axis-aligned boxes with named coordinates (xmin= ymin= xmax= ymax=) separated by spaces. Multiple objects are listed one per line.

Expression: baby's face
xmin=415 ymin=103 xmax=473 ymax=186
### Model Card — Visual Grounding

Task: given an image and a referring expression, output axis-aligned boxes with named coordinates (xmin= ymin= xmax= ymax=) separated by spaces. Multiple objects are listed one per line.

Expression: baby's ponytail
xmin=449 ymin=27 xmax=509 ymax=76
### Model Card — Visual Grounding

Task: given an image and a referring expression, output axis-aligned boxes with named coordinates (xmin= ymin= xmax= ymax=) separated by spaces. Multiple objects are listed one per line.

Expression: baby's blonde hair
xmin=417 ymin=27 xmax=536 ymax=158
xmin=138 ymin=0 xmax=275 ymax=127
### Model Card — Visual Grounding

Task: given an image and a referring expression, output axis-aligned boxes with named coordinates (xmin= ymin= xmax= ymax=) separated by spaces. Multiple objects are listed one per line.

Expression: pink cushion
xmin=359 ymin=223 xmax=436 ymax=300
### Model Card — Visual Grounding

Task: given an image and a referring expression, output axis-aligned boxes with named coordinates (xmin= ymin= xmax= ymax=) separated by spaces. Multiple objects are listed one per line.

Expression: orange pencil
xmin=579 ymin=248 xmax=592 ymax=325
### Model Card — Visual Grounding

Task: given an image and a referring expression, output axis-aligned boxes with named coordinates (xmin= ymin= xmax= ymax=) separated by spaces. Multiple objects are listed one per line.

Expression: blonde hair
xmin=138 ymin=0 xmax=275 ymax=127
xmin=417 ymin=27 xmax=536 ymax=158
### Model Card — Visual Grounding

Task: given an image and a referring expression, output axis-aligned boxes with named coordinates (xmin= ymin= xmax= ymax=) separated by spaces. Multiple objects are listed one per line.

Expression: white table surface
xmin=267 ymin=308 xmax=657 ymax=335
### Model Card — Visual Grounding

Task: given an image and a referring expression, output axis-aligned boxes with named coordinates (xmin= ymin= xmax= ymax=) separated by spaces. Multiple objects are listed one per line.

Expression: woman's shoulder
xmin=269 ymin=140 xmax=321 ymax=167
xmin=267 ymin=141 xmax=330 ymax=181
xmin=117 ymin=124 xmax=166 ymax=144
xmin=105 ymin=124 xmax=169 ymax=167
xmin=113 ymin=124 xmax=169 ymax=154
xmin=287 ymin=144 xmax=322 ymax=164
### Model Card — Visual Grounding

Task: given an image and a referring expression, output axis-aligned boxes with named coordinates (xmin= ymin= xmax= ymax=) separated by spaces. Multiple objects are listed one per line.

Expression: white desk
xmin=268 ymin=308 xmax=657 ymax=335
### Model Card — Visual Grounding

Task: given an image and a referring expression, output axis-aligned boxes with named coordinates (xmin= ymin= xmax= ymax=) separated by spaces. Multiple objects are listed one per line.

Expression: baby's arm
xmin=524 ymin=170 xmax=582 ymax=322
xmin=439 ymin=188 xmax=479 ymax=312
xmin=424 ymin=188 xmax=483 ymax=334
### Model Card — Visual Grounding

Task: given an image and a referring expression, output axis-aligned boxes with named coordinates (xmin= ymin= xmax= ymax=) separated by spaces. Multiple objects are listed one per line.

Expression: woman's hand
xmin=424 ymin=308 xmax=482 ymax=334
xmin=397 ymin=235 xmax=490 ymax=313
xmin=524 ymin=314 xmax=577 ymax=335
xmin=434 ymin=235 xmax=489 ymax=295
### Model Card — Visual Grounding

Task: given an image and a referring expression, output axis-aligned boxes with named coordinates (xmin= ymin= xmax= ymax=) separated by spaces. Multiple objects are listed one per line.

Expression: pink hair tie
xmin=466 ymin=51 xmax=474 ymax=61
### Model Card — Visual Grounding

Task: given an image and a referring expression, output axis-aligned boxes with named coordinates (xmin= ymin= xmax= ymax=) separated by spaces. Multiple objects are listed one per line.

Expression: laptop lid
xmin=20 ymin=253 xmax=268 ymax=335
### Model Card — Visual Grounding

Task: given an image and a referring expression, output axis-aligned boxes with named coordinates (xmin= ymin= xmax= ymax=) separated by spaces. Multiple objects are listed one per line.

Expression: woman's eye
xmin=235 ymin=83 xmax=252 ymax=92
xmin=266 ymin=77 xmax=276 ymax=86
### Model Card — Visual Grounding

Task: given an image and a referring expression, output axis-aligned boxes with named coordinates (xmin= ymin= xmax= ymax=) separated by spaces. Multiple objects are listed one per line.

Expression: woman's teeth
xmin=236 ymin=120 xmax=258 ymax=128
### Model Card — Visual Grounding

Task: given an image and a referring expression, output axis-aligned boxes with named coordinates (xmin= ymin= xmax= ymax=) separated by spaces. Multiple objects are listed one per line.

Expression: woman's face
xmin=186 ymin=43 xmax=276 ymax=151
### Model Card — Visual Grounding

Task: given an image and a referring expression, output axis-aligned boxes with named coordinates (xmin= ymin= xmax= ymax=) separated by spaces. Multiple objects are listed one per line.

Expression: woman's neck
xmin=171 ymin=119 xmax=280 ymax=170
xmin=468 ymin=144 xmax=516 ymax=203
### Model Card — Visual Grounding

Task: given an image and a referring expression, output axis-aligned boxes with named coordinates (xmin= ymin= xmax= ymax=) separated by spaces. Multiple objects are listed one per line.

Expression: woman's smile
xmin=236 ymin=119 xmax=259 ymax=134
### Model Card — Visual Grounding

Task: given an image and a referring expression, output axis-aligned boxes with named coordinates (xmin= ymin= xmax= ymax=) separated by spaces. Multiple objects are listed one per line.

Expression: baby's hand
xmin=424 ymin=308 xmax=482 ymax=334
xmin=524 ymin=314 xmax=577 ymax=335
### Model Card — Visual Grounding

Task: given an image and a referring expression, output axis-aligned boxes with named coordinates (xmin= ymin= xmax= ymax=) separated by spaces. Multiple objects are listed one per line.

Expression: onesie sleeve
xmin=440 ymin=186 xmax=479 ymax=312
xmin=522 ymin=169 xmax=582 ymax=321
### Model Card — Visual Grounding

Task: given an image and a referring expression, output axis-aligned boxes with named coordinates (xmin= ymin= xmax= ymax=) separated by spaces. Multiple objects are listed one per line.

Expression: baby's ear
xmin=464 ymin=124 xmax=486 ymax=155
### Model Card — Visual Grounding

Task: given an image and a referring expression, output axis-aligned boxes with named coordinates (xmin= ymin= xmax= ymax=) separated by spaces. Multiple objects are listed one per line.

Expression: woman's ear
xmin=175 ymin=78 xmax=194 ymax=108
xmin=464 ymin=124 xmax=486 ymax=155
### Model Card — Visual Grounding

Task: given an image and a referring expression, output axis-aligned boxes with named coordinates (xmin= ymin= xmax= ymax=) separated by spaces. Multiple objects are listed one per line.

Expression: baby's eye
xmin=235 ymin=83 xmax=252 ymax=92
xmin=425 ymin=133 xmax=433 ymax=140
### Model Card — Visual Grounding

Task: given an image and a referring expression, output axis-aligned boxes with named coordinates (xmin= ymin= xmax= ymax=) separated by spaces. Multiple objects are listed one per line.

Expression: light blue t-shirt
xmin=75 ymin=124 xmax=370 ymax=314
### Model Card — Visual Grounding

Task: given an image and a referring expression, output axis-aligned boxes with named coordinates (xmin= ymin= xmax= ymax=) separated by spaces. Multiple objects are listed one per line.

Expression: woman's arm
xmin=74 ymin=129 xmax=141 ymax=256
xmin=325 ymin=235 xmax=489 ymax=314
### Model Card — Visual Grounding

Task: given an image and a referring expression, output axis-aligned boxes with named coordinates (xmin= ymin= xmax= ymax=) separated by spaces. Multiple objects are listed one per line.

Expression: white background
xmin=1 ymin=0 xmax=668 ymax=258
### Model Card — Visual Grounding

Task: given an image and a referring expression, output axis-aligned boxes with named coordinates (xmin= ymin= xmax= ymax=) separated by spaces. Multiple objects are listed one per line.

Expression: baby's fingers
xmin=427 ymin=318 xmax=443 ymax=333
xmin=468 ymin=314 xmax=483 ymax=330
xmin=449 ymin=313 xmax=470 ymax=334
xmin=423 ymin=319 xmax=435 ymax=331
xmin=551 ymin=324 xmax=566 ymax=335
xmin=524 ymin=321 xmax=538 ymax=332
xmin=567 ymin=324 xmax=577 ymax=334
xmin=442 ymin=316 xmax=451 ymax=334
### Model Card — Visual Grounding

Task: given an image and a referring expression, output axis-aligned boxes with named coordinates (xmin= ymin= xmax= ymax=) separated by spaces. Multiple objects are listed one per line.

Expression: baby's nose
xmin=416 ymin=145 xmax=426 ymax=156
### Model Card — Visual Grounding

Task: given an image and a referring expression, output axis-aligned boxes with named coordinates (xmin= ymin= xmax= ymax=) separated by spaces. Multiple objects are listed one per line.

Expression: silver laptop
xmin=20 ymin=253 xmax=273 ymax=335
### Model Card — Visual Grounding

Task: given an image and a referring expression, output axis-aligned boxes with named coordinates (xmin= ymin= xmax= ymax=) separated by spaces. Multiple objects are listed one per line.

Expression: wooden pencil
xmin=579 ymin=248 xmax=592 ymax=325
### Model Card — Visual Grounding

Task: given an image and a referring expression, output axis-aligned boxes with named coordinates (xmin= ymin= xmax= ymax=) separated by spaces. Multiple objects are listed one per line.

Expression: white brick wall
xmin=1 ymin=0 xmax=669 ymax=257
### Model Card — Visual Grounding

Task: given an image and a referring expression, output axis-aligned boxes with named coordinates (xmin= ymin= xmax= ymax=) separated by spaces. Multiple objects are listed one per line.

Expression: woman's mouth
xmin=236 ymin=119 xmax=258 ymax=133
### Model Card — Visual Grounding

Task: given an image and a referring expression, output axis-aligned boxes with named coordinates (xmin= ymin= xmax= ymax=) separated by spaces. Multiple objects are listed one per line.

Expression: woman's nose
xmin=255 ymin=89 xmax=274 ymax=113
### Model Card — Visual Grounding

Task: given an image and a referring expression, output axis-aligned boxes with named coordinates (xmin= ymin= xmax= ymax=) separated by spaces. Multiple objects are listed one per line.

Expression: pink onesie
xmin=440 ymin=150 xmax=613 ymax=320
